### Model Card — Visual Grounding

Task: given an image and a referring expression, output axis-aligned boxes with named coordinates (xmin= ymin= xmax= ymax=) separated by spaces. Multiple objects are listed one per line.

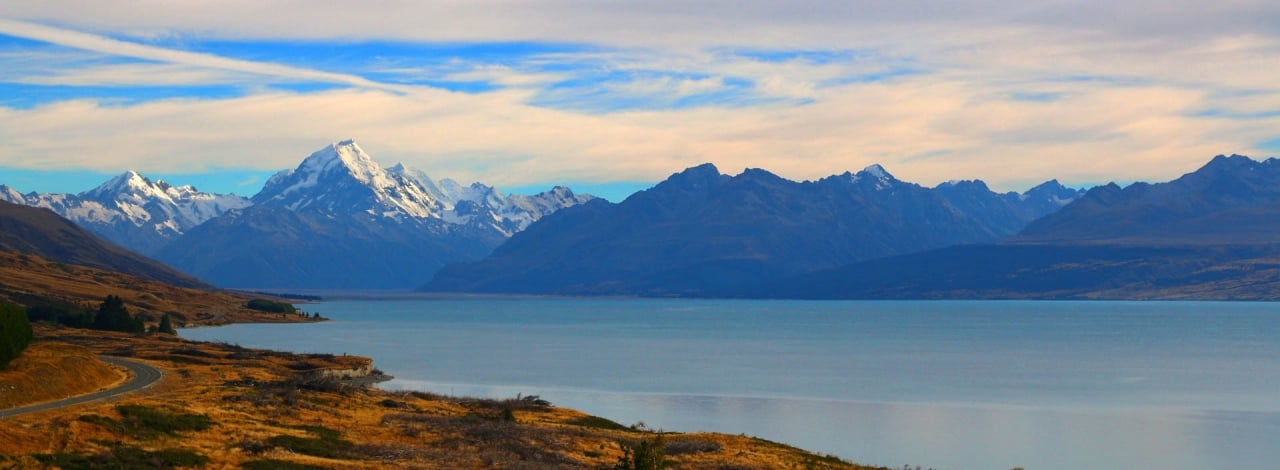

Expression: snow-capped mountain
xmin=0 ymin=172 xmax=249 ymax=255
xmin=390 ymin=164 xmax=595 ymax=236
xmin=253 ymin=140 xmax=594 ymax=235
xmin=253 ymin=140 xmax=444 ymax=219
xmin=154 ymin=140 xmax=596 ymax=289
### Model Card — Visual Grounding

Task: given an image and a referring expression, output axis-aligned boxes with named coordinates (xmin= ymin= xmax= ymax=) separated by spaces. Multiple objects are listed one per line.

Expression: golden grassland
xmin=0 ymin=326 xmax=887 ymax=469
xmin=0 ymin=250 xmax=317 ymax=327
xmin=0 ymin=342 xmax=126 ymax=409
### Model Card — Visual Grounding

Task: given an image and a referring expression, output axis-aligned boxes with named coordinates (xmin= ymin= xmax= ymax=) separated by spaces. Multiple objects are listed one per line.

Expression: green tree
xmin=92 ymin=295 xmax=143 ymax=333
xmin=614 ymin=436 xmax=670 ymax=470
xmin=157 ymin=313 xmax=177 ymax=335
xmin=0 ymin=302 xmax=34 ymax=368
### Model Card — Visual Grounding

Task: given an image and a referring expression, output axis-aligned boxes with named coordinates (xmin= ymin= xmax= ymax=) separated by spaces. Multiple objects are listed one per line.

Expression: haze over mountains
xmin=424 ymin=163 xmax=1084 ymax=295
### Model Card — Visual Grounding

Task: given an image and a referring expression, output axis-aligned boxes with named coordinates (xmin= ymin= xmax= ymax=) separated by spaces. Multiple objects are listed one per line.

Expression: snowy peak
xmin=1 ymin=170 xmax=249 ymax=255
xmin=860 ymin=163 xmax=893 ymax=180
xmin=836 ymin=163 xmax=899 ymax=190
xmin=253 ymin=140 xmax=443 ymax=219
xmin=252 ymin=141 xmax=596 ymax=236
xmin=298 ymin=139 xmax=383 ymax=185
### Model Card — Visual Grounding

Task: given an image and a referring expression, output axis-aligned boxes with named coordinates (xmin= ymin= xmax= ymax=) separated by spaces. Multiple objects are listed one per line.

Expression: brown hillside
xmin=0 ymin=341 xmax=125 ymax=409
xmin=0 ymin=200 xmax=205 ymax=288
xmin=0 ymin=327 xmax=886 ymax=470
xmin=0 ymin=250 xmax=315 ymax=327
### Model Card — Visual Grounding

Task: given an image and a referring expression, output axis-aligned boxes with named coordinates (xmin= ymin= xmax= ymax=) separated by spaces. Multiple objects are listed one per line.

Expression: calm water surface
xmin=182 ymin=299 xmax=1280 ymax=469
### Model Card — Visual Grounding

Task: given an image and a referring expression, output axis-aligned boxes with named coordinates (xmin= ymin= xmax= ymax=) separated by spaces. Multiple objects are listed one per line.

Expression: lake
xmin=181 ymin=298 xmax=1280 ymax=469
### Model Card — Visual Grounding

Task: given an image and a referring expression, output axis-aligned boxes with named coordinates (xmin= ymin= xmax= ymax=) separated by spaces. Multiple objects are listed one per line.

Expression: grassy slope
xmin=0 ymin=341 xmax=125 ymax=409
xmin=0 ymin=327 xmax=885 ymax=470
xmin=0 ymin=200 xmax=205 ymax=289
xmin=0 ymin=250 xmax=318 ymax=327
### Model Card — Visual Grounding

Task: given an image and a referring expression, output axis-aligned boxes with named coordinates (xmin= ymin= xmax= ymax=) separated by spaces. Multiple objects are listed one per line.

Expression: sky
xmin=1 ymin=2 xmax=1279 ymax=200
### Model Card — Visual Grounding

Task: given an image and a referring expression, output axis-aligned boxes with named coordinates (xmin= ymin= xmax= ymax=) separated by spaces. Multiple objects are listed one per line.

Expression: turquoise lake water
xmin=181 ymin=299 xmax=1280 ymax=469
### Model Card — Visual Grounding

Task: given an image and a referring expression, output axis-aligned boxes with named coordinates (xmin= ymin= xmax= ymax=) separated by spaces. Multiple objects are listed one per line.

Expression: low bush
xmin=265 ymin=426 xmax=355 ymax=460
xmin=0 ymin=302 xmax=33 ymax=368
xmin=113 ymin=404 xmax=214 ymax=436
xmin=570 ymin=415 xmax=630 ymax=431
xmin=34 ymin=445 xmax=208 ymax=469
xmin=246 ymin=299 xmax=297 ymax=314
xmin=241 ymin=459 xmax=328 ymax=470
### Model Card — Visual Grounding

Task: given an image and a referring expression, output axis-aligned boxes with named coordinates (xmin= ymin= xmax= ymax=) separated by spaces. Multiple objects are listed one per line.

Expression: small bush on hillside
xmin=0 ymin=302 xmax=34 ymax=368
xmin=569 ymin=415 xmax=630 ymax=431
xmin=34 ymin=445 xmax=207 ymax=469
xmin=246 ymin=299 xmax=297 ymax=314
xmin=157 ymin=313 xmax=176 ymax=334
xmin=108 ymin=405 xmax=214 ymax=437
xmin=92 ymin=295 xmax=144 ymax=333
xmin=241 ymin=459 xmax=328 ymax=470
xmin=614 ymin=436 xmax=672 ymax=470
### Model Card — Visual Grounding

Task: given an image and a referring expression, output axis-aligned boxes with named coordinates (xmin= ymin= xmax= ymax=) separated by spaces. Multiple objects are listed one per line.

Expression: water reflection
xmin=384 ymin=379 xmax=1280 ymax=470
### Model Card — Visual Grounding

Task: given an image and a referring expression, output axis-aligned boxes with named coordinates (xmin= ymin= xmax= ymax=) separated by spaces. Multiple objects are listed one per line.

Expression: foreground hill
xmin=0 ymin=200 xmax=205 ymax=289
xmin=753 ymin=155 xmax=1280 ymax=300
xmin=425 ymin=163 xmax=1081 ymax=295
xmin=0 ymin=326 xmax=886 ymax=469
xmin=0 ymin=250 xmax=311 ymax=326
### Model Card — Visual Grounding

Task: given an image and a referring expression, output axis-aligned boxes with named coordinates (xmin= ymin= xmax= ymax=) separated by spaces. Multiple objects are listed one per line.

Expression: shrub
xmin=614 ymin=436 xmax=671 ymax=470
xmin=241 ymin=459 xmax=328 ymax=470
xmin=246 ymin=299 xmax=297 ymax=314
xmin=157 ymin=313 xmax=176 ymax=334
xmin=265 ymin=426 xmax=354 ymax=459
xmin=0 ymin=302 xmax=34 ymax=368
xmin=92 ymin=295 xmax=144 ymax=333
xmin=569 ymin=415 xmax=630 ymax=431
xmin=114 ymin=404 xmax=214 ymax=436
xmin=34 ymin=445 xmax=207 ymax=469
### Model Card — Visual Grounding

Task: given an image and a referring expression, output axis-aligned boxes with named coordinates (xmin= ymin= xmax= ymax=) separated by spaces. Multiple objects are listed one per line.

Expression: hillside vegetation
xmin=0 ymin=341 xmax=124 ymax=409
xmin=0 ymin=326 xmax=886 ymax=470
xmin=0 ymin=200 xmax=205 ymax=289
xmin=0 ymin=250 xmax=314 ymax=328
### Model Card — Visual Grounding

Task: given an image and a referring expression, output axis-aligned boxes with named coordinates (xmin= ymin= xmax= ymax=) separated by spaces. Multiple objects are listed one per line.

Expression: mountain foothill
xmin=4 ymin=142 xmax=1279 ymax=299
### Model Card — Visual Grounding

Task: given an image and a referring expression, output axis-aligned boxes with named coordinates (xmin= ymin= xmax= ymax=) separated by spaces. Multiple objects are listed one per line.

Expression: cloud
xmin=0 ymin=18 xmax=406 ymax=92
xmin=2 ymin=71 xmax=1276 ymax=192
xmin=1 ymin=2 xmax=1279 ymax=192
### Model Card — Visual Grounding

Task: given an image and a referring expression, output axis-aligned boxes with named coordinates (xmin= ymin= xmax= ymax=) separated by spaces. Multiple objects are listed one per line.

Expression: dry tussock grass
xmin=0 ymin=326 xmax=883 ymax=469
xmin=0 ymin=341 xmax=124 ymax=408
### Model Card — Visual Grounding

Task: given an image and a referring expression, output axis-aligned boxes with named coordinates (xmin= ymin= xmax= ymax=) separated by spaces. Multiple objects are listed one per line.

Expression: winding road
xmin=0 ymin=356 xmax=162 ymax=419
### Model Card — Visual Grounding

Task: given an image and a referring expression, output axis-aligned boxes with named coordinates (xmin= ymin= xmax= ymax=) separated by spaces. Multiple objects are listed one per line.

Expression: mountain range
xmin=2 ymin=140 xmax=594 ymax=289
xmin=746 ymin=155 xmax=1280 ymax=300
xmin=1 ymin=172 xmax=249 ymax=256
xmin=8 ymin=141 xmax=1278 ymax=299
xmin=423 ymin=163 xmax=1084 ymax=295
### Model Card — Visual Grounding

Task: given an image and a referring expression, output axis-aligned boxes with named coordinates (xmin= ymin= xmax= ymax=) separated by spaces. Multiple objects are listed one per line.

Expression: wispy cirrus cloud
xmin=0 ymin=18 xmax=408 ymax=93
xmin=0 ymin=2 xmax=1278 ymax=196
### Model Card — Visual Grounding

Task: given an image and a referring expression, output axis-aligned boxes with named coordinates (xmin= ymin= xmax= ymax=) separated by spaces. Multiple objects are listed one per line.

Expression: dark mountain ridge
xmin=0 ymin=200 xmax=207 ymax=288
xmin=424 ymin=163 xmax=1082 ymax=295
xmin=753 ymin=154 xmax=1280 ymax=300
xmin=1016 ymin=154 xmax=1280 ymax=244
